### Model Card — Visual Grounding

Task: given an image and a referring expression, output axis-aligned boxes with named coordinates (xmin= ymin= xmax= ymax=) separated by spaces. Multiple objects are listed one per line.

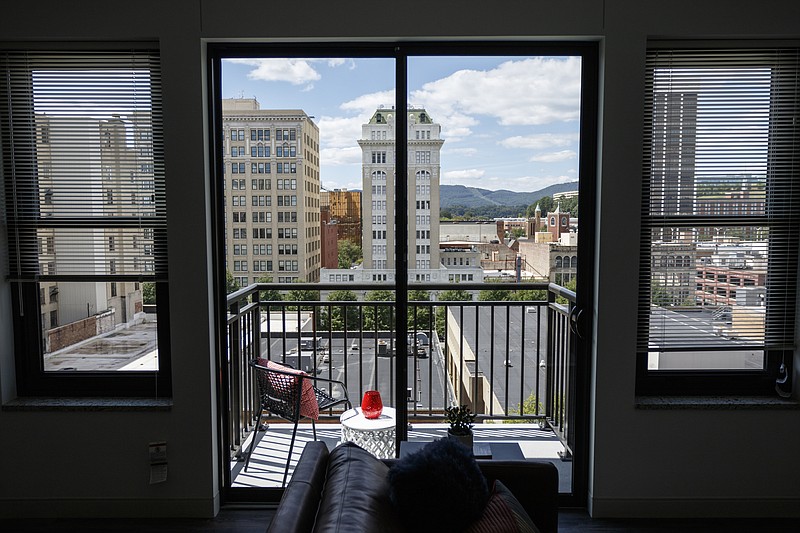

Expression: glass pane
xmin=41 ymin=281 xmax=157 ymax=371
xmin=221 ymin=57 xmax=398 ymax=406
xmin=407 ymin=56 xmax=582 ymax=287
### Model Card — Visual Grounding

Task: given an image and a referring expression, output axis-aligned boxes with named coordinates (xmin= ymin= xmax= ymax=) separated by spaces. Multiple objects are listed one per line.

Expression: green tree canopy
xmin=322 ymin=289 xmax=359 ymax=331
xmin=478 ymin=289 xmax=509 ymax=302
xmin=226 ymin=270 xmax=239 ymax=294
xmin=363 ymin=290 xmax=395 ymax=331
xmin=255 ymin=275 xmax=282 ymax=302
xmin=337 ymin=240 xmax=363 ymax=269
xmin=141 ymin=282 xmax=156 ymax=305
xmin=408 ymin=289 xmax=432 ymax=331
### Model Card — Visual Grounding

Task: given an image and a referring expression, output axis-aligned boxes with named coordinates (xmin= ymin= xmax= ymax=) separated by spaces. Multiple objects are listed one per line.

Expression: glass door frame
xmin=207 ymin=40 xmax=598 ymax=508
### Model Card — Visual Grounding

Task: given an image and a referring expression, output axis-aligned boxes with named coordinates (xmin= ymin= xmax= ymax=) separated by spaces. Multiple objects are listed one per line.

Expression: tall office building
xmin=221 ymin=98 xmax=321 ymax=285
xmin=650 ymin=92 xmax=697 ymax=241
xmin=35 ymin=113 xmax=151 ymax=350
xmin=359 ymin=107 xmax=443 ymax=276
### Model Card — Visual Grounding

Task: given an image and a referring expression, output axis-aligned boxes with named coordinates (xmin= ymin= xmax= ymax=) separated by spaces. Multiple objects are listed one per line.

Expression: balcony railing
xmin=224 ymin=282 xmax=578 ymax=472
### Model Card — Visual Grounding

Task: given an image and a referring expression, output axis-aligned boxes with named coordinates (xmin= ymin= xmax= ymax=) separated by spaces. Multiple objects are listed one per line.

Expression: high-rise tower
xmin=359 ymin=107 xmax=443 ymax=278
xmin=221 ymin=98 xmax=321 ymax=285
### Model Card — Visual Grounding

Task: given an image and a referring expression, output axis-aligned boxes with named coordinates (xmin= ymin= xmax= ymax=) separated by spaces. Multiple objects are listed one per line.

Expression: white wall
xmin=0 ymin=0 xmax=798 ymax=519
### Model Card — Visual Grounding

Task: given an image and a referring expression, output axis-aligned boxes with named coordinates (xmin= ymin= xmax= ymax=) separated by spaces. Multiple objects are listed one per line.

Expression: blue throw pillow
xmin=388 ymin=437 xmax=489 ymax=532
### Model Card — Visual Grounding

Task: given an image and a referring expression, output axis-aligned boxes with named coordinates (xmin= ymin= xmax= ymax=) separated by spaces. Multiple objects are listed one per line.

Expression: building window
xmin=0 ymin=46 xmax=171 ymax=397
xmin=637 ymin=46 xmax=800 ymax=396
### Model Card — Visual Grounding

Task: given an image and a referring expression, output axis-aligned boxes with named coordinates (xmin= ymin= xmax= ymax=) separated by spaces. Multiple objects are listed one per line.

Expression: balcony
xmin=225 ymin=282 xmax=578 ymax=493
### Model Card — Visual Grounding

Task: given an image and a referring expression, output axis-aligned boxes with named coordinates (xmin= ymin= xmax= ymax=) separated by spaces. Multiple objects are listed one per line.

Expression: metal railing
xmin=224 ymin=282 xmax=578 ymax=463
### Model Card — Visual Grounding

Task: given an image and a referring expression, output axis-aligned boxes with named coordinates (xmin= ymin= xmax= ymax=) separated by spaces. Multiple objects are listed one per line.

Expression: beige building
xmin=359 ymin=107 xmax=443 ymax=275
xmin=222 ymin=98 xmax=321 ymax=285
xmin=34 ymin=114 xmax=149 ymax=352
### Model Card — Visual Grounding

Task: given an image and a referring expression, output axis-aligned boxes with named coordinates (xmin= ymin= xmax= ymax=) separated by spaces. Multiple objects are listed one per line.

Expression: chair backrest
xmin=251 ymin=359 xmax=305 ymax=422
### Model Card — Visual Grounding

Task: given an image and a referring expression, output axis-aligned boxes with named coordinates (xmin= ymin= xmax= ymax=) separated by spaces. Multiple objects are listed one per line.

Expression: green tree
xmin=504 ymin=391 xmax=545 ymax=424
xmin=322 ymin=289 xmax=359 ymax=331
xmin=337 ymin=240 xmax=363 ymax=269
xmin=555 ymin=278 xmax=578 ymax=305
xmin=478 ymin=289 xmax=509 ymax=302
xmin=226 ymin=270 xmax=239 ymax=294
xmin=363 ymin=290 xmax=395 ymax=331
xmin=255 ymin=275 xmax=282 ymax=302
xmin=508 ymin=289 xmax=547 ymax=301
xmin=286 ymin=281 xmax=319 ymax=312
xmin=141 ymin=282 xmax=156 ymax=304
xmin=408 ymin=289 xmax=432 ymax=332
xmin=650 ymin=279 xmax=671 ymax=307
xmin=510 ymin=227 xmax=526 ymax=239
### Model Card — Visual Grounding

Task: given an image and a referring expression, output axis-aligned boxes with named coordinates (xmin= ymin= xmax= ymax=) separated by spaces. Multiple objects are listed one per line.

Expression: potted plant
xmin=444 ymin=404 xmax=476 ymax=450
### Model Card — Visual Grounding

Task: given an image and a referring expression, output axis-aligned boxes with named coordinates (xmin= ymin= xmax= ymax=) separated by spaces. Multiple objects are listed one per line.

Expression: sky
xmin=222 ymin=55 xmax=582 ymax=192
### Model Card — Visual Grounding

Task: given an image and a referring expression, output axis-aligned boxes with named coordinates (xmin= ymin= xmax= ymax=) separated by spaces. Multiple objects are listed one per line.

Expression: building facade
xmin=35 ymin=114 xmax=148 ymax=352
xmin=320 ymin=189 xmax=362 ymax=247
xmin=221 ymin=98 xmax=321 ymax=285
xmin=359 ymin=107 xmax=443 ymax=272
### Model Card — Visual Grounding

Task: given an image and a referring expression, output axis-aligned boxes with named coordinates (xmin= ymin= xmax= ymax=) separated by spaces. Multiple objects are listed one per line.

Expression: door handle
xmin=569 ymin=306 xmax=584 ymax=340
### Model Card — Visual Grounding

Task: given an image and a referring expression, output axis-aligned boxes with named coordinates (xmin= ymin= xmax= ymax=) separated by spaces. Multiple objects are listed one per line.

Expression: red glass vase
xmin=361 ymin=390 xmax=383 ymax=419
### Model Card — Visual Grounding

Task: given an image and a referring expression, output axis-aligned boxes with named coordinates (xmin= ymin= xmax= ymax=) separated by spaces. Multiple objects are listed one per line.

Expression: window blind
xmin=0 ymin=49 xmax=166 ymax=282
xmin=638 ymin=47 xmax=800 ymax=354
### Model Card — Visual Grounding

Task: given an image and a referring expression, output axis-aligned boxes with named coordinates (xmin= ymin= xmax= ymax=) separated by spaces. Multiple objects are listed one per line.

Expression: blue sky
xmin=222 ymin=56 xmax=582 ymax=192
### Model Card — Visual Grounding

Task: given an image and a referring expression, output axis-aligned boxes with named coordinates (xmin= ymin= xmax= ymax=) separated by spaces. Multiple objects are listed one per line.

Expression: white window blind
xmin=1 ymin=49 xmax=166 ymax=282
xmin=638 ymin=47 xmax=800 ymax=360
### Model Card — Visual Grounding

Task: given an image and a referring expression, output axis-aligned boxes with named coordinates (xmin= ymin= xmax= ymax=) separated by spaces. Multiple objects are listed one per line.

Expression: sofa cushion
xmin=387 ymin=437 xmax=489 ymax=533
xmin=267 ymin=442 xmax=330 ymax=533
xmin=312 ymin=442 xmax=402 ymax=533
xmin=466 ymin=480 xmax=540 ymax=533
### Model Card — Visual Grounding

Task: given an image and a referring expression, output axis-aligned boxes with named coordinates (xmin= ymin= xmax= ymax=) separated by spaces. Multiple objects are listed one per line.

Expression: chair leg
xmin=312 ymin=419 xmax=317 ymax=441
xmin=244 ymin=409 xmax=264 ymax=473
xmin=283 ymin=420 xmax=300 ymax=487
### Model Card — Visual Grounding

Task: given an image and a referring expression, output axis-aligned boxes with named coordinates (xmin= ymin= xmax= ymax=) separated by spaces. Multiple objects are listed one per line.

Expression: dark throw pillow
xmin=388 ymin=437 xmax=489 ymax=532
xmin=466 ymin=480 xmax=540 ymax=533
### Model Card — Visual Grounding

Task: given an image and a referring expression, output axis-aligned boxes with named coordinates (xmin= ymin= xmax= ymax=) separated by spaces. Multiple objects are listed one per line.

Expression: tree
xmin=508 ymin=289 xmax=547 ymax=302
xmin=408 ymin=289 xmax=431 ymax=331
xmin=478 ymin=289 xmax=509 ymax=302
xmin=337 ymin=240 xmax=363 ymax=269
xmin=141 ymin=282 xmax=156 ymax=305
xmin=226 ymin=270 xmax=239 ymax=294
xmin=255 ymin=275 xmax=282 ymax=302
xmin=286 ymin=281 xmax=319 ymax=312
xmin=322 ymin=289 xmax=359 ymax=331
xmin=363 ymin=290 xmax=395 ymax=331
xmin=510 ymin=227 xmax=526 ymax=239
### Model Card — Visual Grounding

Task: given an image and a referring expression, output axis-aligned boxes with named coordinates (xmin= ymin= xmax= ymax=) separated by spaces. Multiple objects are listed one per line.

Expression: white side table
xmin=340 ymin=406 xmax=396 ymax=459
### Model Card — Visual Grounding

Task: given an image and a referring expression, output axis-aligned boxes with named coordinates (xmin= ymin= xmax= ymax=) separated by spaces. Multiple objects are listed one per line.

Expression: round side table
xmin=340 ymin=406 xmax=396 ymax=459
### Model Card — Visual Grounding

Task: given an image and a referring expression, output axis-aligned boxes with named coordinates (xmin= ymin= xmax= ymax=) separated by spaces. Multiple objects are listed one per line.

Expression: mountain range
xmin=439 ymin=182 xmax=579 ymax=209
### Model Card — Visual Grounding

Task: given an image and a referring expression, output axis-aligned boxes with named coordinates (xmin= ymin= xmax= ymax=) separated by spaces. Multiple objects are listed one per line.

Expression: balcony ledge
xmin=2 ymin=397 xmax=172 ymax=412
xmin=635 ymin=395 xmax=799 ymax=410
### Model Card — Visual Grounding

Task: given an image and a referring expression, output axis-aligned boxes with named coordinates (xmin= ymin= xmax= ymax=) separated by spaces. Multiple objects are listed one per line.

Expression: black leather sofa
xmin=267 ymin=441 xmax=559 ymax=533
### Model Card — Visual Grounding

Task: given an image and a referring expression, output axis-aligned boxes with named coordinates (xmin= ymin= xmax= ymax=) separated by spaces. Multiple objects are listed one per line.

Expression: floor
xmin=233 ymin=422 xmax=571 ymax=491
xmin=2 ymin=508 xmax=797 ymax=532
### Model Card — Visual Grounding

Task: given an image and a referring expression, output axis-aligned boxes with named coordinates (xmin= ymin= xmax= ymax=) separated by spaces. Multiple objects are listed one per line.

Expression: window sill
xmin=636 ymin=396 xmax=799 ymax=410
xmin=1 ymin=397 xmax=172 ymax=412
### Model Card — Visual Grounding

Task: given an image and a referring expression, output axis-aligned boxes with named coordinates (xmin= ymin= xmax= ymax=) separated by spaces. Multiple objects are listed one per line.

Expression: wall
xmin=0 ymin=0 xmax=798 ymax=520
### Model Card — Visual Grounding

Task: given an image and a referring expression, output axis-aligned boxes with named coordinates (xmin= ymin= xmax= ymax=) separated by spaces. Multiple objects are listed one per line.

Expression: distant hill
xmin=440 ymin=182 xmax=578 ymax=209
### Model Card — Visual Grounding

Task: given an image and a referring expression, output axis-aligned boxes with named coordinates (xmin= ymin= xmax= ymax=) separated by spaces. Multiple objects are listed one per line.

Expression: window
xmin=637 ymin=46 xmax=800 ymax=396
xmin=0 ymin=47 xmax=171 ymax=397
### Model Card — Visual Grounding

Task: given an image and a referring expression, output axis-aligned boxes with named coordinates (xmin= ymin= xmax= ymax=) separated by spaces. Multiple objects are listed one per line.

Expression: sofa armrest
xmin=478 ymin=460 xmax=559 ymax=533
xmin=267 ymin=441 xmax=329 ymax=533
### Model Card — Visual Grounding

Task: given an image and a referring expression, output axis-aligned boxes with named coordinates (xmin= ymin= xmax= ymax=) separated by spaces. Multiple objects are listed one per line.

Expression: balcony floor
xmin=231 ymin=422 xmax=571 ymax=492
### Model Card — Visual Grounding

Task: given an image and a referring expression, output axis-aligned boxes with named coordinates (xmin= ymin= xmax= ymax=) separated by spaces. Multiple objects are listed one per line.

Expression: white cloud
xmin=443 ymin=169 xmax=486 ymax=181
xmin=320 ymin=146 xmax=362 ymax=167
xmin=409 ymin=57 xmax=581 ymax=140
xmin=530 ymin=150 xmax=577 ymax=163
xmin=228 ymin=59 xmax=322 ymax=85
xmin=446 ymin=147 xmax=478 ymax=157
xmin=500 ymin=133 xmax=578 ymax=150
xmin=340 ymin=90 xmax=396 ymax=114
xmin=317 ymin=115 xmax=367 ymax=149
